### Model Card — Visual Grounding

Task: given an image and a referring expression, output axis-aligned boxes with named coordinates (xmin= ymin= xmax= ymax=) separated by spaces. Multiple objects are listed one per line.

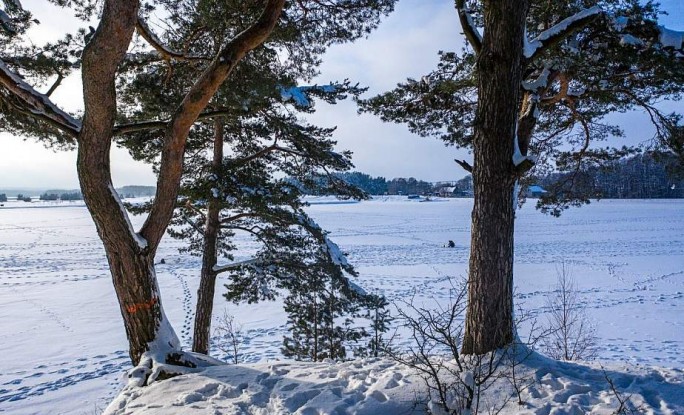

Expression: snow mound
xmin=104 ymin=354 xmax=684 ymax=414
xmin=104 ymin=358 xmax=416 ymax=415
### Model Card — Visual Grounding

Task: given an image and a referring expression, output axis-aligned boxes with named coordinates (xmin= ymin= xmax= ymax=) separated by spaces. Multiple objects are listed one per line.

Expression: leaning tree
xmin=0 ymin=0 xmax=395 ymax=382
xmin=362 ymin=0 xmax=683 ymax=354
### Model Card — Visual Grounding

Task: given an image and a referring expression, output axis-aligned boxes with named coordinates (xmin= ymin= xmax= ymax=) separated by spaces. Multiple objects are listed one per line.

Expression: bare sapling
xmin=543 ymin=262 xmax=598 ymax=361
xmin=213 ymin=309 xmax=243 ymax=364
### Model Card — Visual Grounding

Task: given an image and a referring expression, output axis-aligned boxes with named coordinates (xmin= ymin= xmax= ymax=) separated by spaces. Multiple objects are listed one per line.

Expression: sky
xmin=1 ymin=0 xmax=682 ymax=189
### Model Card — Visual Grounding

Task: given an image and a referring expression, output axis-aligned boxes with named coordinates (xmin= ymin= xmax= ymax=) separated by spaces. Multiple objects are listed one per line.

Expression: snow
xmin=102 ymin=352 xmax=684 ymax=414
xmin=524 ymin=6 xmax=602 ymax=58
xmin=612 ymin=16 xmax=629 ymax=32
xmin=108 ymin=183 xmax=148 ymax=250
xmin=1 ymin=198 xmax=684 ymax=413
xmin=279 ymin=85 xmax=337 ymax=107
xmin=619 ymin=34 xmax=643 ymax=47
xmin=522 ymin=67 xmax=551 ymax=91
xmin=659 ymin=26 xmax=684 ymax=50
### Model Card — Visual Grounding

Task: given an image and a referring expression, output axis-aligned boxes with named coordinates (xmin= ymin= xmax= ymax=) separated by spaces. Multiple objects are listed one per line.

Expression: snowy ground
xmin=0 ymin=197 xmax=683 ymax=414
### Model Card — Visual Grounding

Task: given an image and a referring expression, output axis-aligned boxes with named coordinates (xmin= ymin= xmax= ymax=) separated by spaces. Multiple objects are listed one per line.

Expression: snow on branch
xmin=279 ymin=84 xmax=337 ymax=107
xmin=609 ymin=15 xmax=683 ymax=55
xmin=213 ymin=258 xmax=262 ymax=275
xmin=525 ymin=6 xmax=601 ymax=60
xmin=0 ymin=59 xmax=81 ymax=136
xmin=455 ymin=0 xmax=482 ymax=54
xmin=522 ymin=66 xmax=552 ymax=92
xmin=658 ymin=26 xmax=683 ymax=53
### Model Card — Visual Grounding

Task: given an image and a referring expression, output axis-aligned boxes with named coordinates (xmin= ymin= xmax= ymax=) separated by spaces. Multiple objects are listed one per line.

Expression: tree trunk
xmin=192 ymin=120 xmax=224 ymax=354
xmin=77 ymin=0 xmax=181 ymax=365
xmin=74 ymin=0 xmax=283 ymax=367
xmin=461 ymin=0 xmax=529 ymax=355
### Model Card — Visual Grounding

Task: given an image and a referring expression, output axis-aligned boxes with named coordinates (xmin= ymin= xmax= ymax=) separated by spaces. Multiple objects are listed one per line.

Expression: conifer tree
xmin=1 ymin=0 xmax=395 ymax=378
xmin=281 ymin=245 xmax=369 ymax=362
xmin=361 ymin=0 xmax=683 ymax=354
xmin=363 ymin=293 xmax=392 ymax=358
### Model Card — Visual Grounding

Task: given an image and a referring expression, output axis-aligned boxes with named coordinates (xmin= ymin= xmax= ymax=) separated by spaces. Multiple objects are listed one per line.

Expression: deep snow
xmin=1 ymin=197 xmax=683 ymax=414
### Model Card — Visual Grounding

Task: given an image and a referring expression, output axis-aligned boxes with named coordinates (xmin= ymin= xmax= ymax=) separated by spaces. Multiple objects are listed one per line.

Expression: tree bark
xmin=75 ymin=0 xmax=283 ymax=366
xmin=192 ymin=120 xmax=224 ymax=355
xmin=461 ymin=0 xmax=529 ymax=355
xmin=76 ymin=0 xmax=178 ymax=366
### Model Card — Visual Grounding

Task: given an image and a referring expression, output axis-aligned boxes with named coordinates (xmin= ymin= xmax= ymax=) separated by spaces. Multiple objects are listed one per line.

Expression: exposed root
xmin=127 ymin=350 xmax=226 ymax=387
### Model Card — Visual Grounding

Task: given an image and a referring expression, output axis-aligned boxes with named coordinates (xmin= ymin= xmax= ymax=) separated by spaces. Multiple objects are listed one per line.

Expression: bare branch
xmin=113 ymin=109 xmax=235 ymax=135
xmin=45 ymin=73 xmax=64 ymax=97
xmin=135 ymin=16 xmax=208 ymax=61
xmin=454 ymin=158 xmax=473 ymax=173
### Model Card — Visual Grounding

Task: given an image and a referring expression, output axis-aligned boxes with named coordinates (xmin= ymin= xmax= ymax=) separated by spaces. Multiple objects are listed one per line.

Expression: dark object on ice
xmin=407 ymin=194 xmax=420 ymax=199
xmin=160 ymin=258 xmax=166 ymax=264
xmin=447 ymin=240 xmax=455 ymax=248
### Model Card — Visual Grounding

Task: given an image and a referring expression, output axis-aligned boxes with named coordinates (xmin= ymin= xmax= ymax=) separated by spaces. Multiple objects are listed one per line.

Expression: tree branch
xmin=113 ymin=109 xmax=235 ymax=135
xmin=525 ymin=6 xmax=601 ymax=60
xmin=139 ymin=0 xmax=285 ymax=249
xmin=45 ymin=73 xmax=64 ymax=97
xmin=455 ymin=0 xmax=482 ymax=54
xmin=0 ymin=60 xmax=81 ymax=136
xmin=454 ymin=158 xmax=473 ymax=173
xmin=213 ymin=258 xmax=262 ymax=275
xmin=135 ymin=16 xmax=208 ymax=62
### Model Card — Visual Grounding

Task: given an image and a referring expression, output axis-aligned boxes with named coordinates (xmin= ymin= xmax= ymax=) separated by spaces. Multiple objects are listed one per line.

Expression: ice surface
xmin=1 ymin=197 xmax=684 ymax=413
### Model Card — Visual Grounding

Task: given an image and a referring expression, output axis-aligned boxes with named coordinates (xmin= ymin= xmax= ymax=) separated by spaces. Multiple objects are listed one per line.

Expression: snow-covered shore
xmin=104 ymin=353 xmax=684 ymax=414
xmin=1 ymin=197 xmax=683 ymax=413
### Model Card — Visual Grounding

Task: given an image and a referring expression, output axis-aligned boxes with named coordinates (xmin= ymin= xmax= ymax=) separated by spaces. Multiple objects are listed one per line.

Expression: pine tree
xmin=363 ymin=293 xmax=392 ymax=358
xmin=281 ymin=245 xmax=369 ymax=362
xmin=1 ymin=0 xmax=395 ymax=374
xmin=361 ymin=0 xmax=683 ymax=354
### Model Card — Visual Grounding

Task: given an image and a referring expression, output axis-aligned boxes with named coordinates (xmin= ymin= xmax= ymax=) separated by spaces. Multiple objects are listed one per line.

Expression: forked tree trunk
xmin=75 ymin=0 xmax=283 ymax=366
xmin=76 ymin=0 xmax=180 ymax=365
xmin=461 ymin=0 xmax=529 ymax=355
xmin=192 ymin=120 xmax=224 ymax=354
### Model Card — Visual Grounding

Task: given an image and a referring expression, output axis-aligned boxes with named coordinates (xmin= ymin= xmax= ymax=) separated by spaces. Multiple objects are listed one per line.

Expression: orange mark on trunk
xmin=126 ymin=297 xmax=158 ymax=314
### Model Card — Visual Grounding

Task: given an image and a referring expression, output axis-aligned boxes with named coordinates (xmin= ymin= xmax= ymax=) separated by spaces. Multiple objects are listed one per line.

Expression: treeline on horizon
xmin=3 ymin=153 xmax=681 ymax=203
xmin=0 ymin=185 xmax=156 ymax=202
xmin=296 ymin=152 xmax=684 ymax=199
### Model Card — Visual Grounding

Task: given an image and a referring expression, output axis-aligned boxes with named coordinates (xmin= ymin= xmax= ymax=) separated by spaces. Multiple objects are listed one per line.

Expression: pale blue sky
xmin=1 ymin=0 xmax=682 ymax=188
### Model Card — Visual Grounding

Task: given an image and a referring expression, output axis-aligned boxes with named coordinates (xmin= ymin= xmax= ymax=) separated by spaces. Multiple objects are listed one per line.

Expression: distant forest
xmin=0 ymin=185 xmax=156 ymax=202
xmin=316 ymin=152 xmax=684 ymax=199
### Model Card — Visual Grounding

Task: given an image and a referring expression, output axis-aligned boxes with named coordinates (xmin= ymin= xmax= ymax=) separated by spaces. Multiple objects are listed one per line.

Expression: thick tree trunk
xmin=192 ymin=120 xmax=224 ymax=355
xmin=77 ymin=0 xmax=181 ymax=365
xmin=461 ymin=0 xmax=529 ymax=355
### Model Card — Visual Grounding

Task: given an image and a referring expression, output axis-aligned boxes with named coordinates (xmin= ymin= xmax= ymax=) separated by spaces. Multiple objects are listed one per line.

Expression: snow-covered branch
xmin=524 ymin=6 xmax=601 ymax=60
xmin=658 ymin=26 xmax=684 ymax=53
xmin=213 ymin=258 xmax=262 ymax=275
xmin=0 ymin=59 xmax=81 ymax=136
xmin=455 ymin=0 xmax=482 ymax=54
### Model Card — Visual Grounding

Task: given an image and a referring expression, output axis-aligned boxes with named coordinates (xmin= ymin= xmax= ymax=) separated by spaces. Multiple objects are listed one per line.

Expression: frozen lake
xmin=1 ymin=197 xmax=683 ymax=414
